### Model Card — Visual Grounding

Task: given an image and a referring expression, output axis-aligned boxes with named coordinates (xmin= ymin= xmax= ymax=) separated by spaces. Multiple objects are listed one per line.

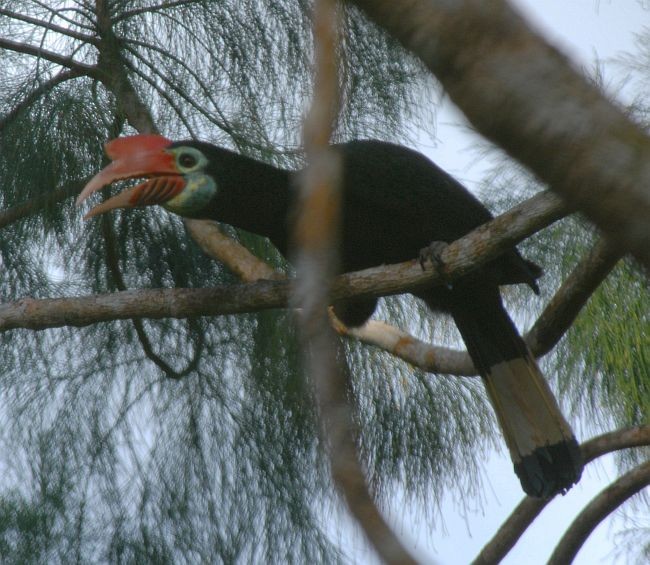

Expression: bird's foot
xmin=419 ymin=241 xmax=453 ymax=289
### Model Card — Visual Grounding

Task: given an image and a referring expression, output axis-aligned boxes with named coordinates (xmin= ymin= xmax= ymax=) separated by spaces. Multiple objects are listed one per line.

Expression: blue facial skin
xmin=163 ymin=172 xmax=217 ymax=217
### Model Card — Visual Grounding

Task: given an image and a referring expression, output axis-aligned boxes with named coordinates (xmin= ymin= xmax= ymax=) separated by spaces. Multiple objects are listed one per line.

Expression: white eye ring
xmin=178 ymin=152 xmax=198 ymax=169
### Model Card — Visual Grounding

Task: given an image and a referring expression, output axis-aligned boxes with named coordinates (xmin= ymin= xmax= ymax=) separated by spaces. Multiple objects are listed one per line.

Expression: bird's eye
xmin=178 ymin=152 xmax=198 ymax=169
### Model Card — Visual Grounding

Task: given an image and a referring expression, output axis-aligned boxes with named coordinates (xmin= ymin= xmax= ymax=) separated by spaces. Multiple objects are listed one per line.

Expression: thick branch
xmin=548 ymin=461 xmax=650 ymax=565
xmin=1 ymin=190 xmax=565 ymax=333
xmin=0 ymin=283 xmax=289 ymax=331
xmin=348 ymin=0 xmax=650 ymax=269
xmin=0 ymin=37 xmax=97 ymax=75
xmin=473 ymin=425 xmax=650 ymax=565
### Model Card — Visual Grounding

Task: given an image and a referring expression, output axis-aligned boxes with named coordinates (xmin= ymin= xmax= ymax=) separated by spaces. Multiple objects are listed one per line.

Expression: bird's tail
xmin=442 ymin=287 xmax=582 ymax=498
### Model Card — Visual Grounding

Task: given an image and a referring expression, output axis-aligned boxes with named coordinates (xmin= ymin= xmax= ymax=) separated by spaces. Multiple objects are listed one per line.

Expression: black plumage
xmin=84 ymin=137 xmax=584 ymax=497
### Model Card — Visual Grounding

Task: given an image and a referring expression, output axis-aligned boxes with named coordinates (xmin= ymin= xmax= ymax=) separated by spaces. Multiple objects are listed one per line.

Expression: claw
xmin=419 ymin=240 xmax=452 ymax=289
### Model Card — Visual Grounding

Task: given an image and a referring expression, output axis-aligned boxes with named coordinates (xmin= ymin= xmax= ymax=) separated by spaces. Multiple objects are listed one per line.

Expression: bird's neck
xmin=202 ymin=152 xmax=294 ymax=256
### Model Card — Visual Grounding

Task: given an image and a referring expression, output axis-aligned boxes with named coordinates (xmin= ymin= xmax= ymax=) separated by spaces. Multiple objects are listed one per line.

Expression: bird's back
xmin=335 ymin=140 xmax=540 ymax=290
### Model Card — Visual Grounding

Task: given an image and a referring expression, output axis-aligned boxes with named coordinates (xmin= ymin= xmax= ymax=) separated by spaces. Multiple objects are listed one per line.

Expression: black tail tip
xmin=514 ymin=439 xmax=583 ymax=498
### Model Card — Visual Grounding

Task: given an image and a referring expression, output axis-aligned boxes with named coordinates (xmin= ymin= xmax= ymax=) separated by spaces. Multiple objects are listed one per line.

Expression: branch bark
xmin=0 ymin=188 xmax=565 ymax=333
xmin=183 ymin=219 xmax=282 ymax=281
xmin=523 ymin=237 xmax=622 ymax=356
xmin=472 ymin=425 xmax=650 ymax=565
xmin=0 ymin=37 xmax=98 ymax=76
xmin=340 ymin=232 xmax=618 ymax=375
xmin=348 ymin=0 xmax=650 ymax=270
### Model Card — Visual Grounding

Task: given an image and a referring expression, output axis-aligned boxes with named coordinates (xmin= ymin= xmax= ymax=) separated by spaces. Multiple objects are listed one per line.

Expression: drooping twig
xmin=101 ymin=216 xmax=202 ymax=380
xmin=472 ymin=425 xmax=650 ymax=565
xmin=348 ymin=0 xmax=650 ymax=269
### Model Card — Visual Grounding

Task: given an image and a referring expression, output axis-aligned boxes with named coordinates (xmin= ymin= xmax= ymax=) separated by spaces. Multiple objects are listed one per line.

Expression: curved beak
xmin=77 ymin=134 xmax=186 ymax=219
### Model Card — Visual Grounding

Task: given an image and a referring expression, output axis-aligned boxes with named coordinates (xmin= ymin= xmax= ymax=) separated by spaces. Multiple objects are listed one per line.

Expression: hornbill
xmin=77 ymin=134 xmax=583 ymax=498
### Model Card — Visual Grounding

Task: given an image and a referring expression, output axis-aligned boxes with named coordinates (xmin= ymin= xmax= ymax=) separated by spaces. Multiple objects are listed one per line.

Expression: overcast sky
xmin=385 ymin=2 xmax=649 ymax=564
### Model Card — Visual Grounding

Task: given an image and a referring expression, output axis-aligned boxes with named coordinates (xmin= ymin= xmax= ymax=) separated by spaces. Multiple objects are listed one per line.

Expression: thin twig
xmin=0 ymin=69 xmax=85 ymax=133
xmin=113 ymin=0 xmax=202 ymax=23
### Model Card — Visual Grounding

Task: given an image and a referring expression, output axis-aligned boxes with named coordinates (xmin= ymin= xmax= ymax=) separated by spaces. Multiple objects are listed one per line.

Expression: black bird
xmin=77 ymin=134 xmax=583 ymax=497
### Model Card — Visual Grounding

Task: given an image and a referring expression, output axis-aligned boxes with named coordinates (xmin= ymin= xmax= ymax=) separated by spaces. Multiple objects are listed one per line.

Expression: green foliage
xmin=0 ymin=1 xmax=473 ymax=562
xmin=0 ymin=0 xmax=647 ymax=562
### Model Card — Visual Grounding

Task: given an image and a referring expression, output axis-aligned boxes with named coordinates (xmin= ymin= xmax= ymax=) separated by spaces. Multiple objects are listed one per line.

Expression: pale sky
xmin=356 ymin=2 xmax=649 ymax=564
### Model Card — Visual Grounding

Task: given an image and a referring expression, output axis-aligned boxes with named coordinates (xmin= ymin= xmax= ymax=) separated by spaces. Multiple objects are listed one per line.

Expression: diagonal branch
xmin=0 ymin=37 xmax=98 ymax=76
xmin=0 ymin=8 xmax=98 ymax=44
xmin=526 ymin=238 xmax=622 ymax=356
xmin=348 ymin=0 xmax=650 ymax=270
xmin=472 ymin=425 xmax=650 ymax=565
xmin=548 ymin=460 xmax=650 ymax=565
xmin=0 ymin=69 xmax=85 ymax=132
xmin=0 ymin=180 xmax=84 ymax=230
xmin=113 ymin=0 xmax=203 ymax=23
xmin=183 ymin=219 xmax=282 ymax=282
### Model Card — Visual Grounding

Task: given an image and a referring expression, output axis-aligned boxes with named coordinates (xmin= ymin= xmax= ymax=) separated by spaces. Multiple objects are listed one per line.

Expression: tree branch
xmin=0 ymin=7 xmax=98 ymax=44
xmin=0 ymin=180 xmax=84 ymax=230
xmin=1 ymin=190 xmax=566 ymax=333
xmin=296 ymin=2 xmax=417 ymax=562
xmin=342 ymin=233 xmax=621 ymax=376
xmin=94 ymin=0 xmax=157 ymax=134
xmin=548 ymin=461 xmax=650 ymax=565
xmin=0 ymin=69 xmax=85 ymax=132
xmin=333 ymin=316 xmax=477 ymax=376
xmin=473 ymin=425 xmax=650 ymax=565
xmin=183 ymin=219 xmax=282 ymax=281
xmin=348 ymin=0 xmax=650 ymax=270
xmin=526 ymin=238 xmax=622 ymax=356
xmin=113 ymin=0 xmax=202 ymax=23
xmin=0 ymin=37 xmax=98 ymax=76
